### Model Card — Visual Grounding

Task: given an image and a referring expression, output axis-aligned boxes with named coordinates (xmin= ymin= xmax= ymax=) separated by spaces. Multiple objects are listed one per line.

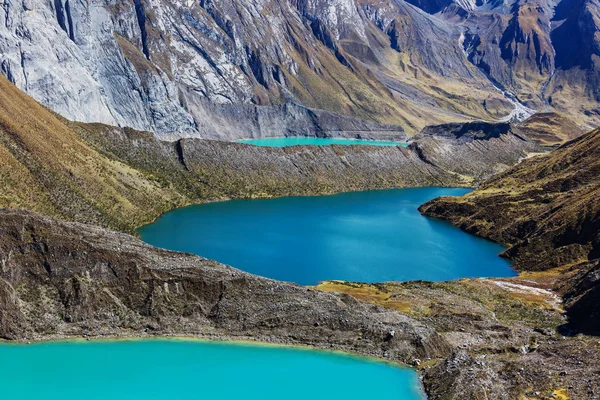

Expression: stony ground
xmin=1 ymin=208 xmax=598 ymax=399
xmin=315 ymin=274 xmax=600 ymax=400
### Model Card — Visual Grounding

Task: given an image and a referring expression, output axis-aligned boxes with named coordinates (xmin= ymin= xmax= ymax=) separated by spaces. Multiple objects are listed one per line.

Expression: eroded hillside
xmin=2 ymin=0 xmax=598 ymax=135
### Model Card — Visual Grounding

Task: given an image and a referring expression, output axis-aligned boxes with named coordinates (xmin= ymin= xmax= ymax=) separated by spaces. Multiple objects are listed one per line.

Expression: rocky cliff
xmin=1 ymin=208 xmax=598 ymax=399
xmin=4 ymin=0 xmax=600 ymax=135
xmin=0 ymin=209 xmax=450 ymax=364
xmin=6 ymin=0 xmax=600 ymax=137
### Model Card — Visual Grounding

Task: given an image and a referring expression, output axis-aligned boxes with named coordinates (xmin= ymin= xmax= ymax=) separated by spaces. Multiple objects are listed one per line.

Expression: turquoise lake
xmin=238 ymin=137 xmax=408 ymax=147
xmin=0 ymin=340 xmax=424 ymax=400
xmin=139 ymin=188 xmax=515 ymax=285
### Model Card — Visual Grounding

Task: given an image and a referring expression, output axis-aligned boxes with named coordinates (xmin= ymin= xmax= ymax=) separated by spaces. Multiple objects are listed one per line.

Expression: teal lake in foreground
xmin=238 ymin=137 xmax=408 ymax=147
xmin=0 ymin=340 xmax=424 ymax=400
xmin=139 ymin=188 xmax=515 ymax=285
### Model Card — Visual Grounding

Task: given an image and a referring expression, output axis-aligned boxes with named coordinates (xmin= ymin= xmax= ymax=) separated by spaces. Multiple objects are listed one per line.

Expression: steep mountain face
xmin=0 ymin=0 xmax=522 ymax=137
xmin=548 ymin=0 xmax=600 ymax=127
xmin=1 ymin=0 xmax=598 ymax=136
xmin=446 ymin=0 xmax=600 ymax=128
xmin=455 ymin=0 xmax=555 ymax=108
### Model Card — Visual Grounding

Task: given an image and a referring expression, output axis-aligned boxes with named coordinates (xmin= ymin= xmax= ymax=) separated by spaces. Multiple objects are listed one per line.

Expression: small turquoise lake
xmin=139 ymin=188 xmax=515 ymax=285
xmin=0 ymin=340 xmax=424 ymax=400
xmin=238 ymin=137 xmax=408 ymax=147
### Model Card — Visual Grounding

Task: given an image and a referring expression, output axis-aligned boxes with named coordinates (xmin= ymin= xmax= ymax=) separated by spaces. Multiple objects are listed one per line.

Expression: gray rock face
xmin=1 ymin=0 xmax=597 ymax=137
xmin=0 ymin=0 xmax=531 ymax=138
xmin=182 ymin=102 xmax=407 ymax=141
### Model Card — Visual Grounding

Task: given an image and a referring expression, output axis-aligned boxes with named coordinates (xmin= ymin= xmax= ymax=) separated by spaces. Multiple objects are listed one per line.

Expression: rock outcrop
xmin=412 ymin=121 xmax=541 ymax=180
xmin=316 ymin=278 xmax=600 ymax=399
xmin=514 ymin=112 xmax=585 ymax=147
xmin=0 ymin=209 xmax=450 ymax=364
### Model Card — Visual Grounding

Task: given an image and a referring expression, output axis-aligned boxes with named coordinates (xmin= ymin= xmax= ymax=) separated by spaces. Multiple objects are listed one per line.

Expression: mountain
xmin=420 ymin=127 xmax=600 ymax=333
xmin=0 ymin=74 xmax=544 ymax=232
xmin=2 ymin=0 xmax=598 ymax=137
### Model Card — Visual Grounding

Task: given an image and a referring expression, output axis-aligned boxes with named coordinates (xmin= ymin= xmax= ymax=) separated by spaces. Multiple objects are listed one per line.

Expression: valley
xmin=0 ymin=0 xmax=598 ymax=398
xmin=0 ymin=73 xmax=597 ymax=398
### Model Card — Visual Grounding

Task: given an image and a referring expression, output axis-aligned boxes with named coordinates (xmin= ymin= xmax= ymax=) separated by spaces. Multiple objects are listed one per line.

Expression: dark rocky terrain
xmin=1 ymin=207 xmax=598 ymax=399
xmin=0 ymin=209 xmax=450 ymax=364
xmin=1 ymin=0 xmax=599 ymax=136
xmin=317 ymin=278 xmax=599 ymax=399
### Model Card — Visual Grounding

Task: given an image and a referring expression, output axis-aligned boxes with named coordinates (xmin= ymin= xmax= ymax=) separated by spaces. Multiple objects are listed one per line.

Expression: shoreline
xmin=135 ymin=185 xmax=474 ymax=234
xmin=0 ymin=333 xmax=415 ymax=369
xmin=0 ymin=334 xmax=428 ymax=398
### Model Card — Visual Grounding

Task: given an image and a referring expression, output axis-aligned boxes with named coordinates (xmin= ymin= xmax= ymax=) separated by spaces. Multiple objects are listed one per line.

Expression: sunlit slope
xmin=0 ymin=75 xmax=188 ymax=231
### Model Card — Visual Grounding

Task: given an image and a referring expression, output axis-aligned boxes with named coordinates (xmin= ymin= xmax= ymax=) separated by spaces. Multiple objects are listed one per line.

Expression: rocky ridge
xmin=420 ymin=127 xmax=600 ymax=335
xmin=0 ymin=209 xmax=450 ymax=364
xmin=4 ymin=0 xmax=600 ymax=137
xmin=0 ymin=74 xmax=541 ymax=234
xmin=1 ymin=208 xmax=598 ymax=399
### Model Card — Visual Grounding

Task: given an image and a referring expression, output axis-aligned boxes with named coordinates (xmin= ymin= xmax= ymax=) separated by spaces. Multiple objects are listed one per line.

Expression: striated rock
xmin=412 ymin=121 xmax=542 ymax=180
xmin=559 ymin=260 xmax=600 ymax=335
xmin=178 ymin=102 xmax=407 ymax=141
xmin=0 ymin=0 xmax=539 ymax=136
xmin=1 ymin=0 xmax=599 ymax=135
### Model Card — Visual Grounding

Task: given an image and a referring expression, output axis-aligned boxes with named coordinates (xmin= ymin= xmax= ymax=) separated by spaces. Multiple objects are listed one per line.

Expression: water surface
xmin=139 ymin=188 xmax=515 ymax=285
xmin=238 ymin=137 xmax=408 ymax=147
xmin=0 ymin=340 xmax=424 ymax=400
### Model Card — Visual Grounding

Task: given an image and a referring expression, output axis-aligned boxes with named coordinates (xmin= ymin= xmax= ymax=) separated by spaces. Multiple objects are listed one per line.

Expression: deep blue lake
xmin=139 ymin=188 xmax=515 ymax=285
xmin=0 ymin=340 xmax=424 ymax=400
xmin=238 ymin=137 xmax=408 ymax=147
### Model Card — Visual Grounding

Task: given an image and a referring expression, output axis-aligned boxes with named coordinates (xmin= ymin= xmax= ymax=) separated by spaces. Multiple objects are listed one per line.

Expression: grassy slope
xmin=0 ymin=75 xmax=475 ymax=234
xmin=0 ymin=75 xmax=192 ymax=232
xmin=515 ymin=113 xmax=585 ymax=147
xmin=420 ymin=128 xmax=600 ymax=271
xmin=419 ymin=128 xmax=600 ymax=335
